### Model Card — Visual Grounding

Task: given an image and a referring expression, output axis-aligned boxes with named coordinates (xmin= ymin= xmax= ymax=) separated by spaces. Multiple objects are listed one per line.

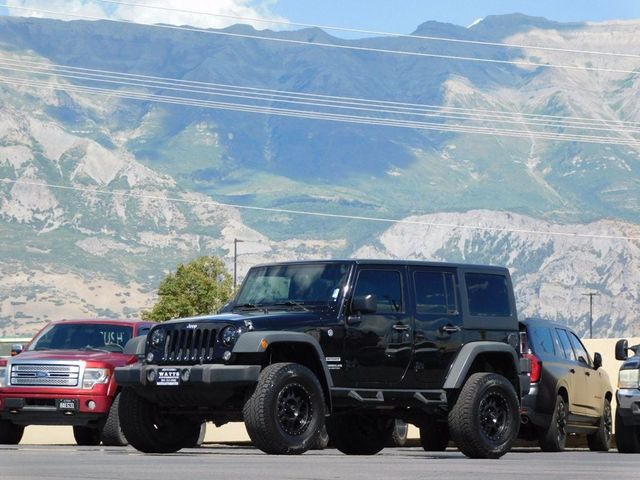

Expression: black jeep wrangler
xmin=116 ymin=260 xmax=530 ymax=458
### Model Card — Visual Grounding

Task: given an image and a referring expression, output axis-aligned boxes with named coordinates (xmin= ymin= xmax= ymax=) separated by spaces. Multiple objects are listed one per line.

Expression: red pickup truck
xmin=0 ymin=318 xmax=154 ymax=445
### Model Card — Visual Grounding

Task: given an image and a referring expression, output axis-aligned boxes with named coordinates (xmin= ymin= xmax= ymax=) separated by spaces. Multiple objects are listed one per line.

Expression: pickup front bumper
xmin=617 ymin=389 xmax=640 ymax=426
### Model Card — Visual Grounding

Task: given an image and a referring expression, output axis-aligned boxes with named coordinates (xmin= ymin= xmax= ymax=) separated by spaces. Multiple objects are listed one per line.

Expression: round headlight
xmin=220 ymin=326 xmax=243 ymax=347
xmin=150 ymin=329 xmax=165 ymax=347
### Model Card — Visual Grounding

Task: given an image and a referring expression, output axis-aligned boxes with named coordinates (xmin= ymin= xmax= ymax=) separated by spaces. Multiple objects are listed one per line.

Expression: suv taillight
xmin=524 ymin=353 xmax=541 ymax=383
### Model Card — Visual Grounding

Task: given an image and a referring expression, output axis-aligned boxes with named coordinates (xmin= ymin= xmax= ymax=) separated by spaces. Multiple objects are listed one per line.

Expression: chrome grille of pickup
xmin=10 ymin=364 xmax=81 ymax=387
xmin=160 ymin=327 xmax=218 ymax=364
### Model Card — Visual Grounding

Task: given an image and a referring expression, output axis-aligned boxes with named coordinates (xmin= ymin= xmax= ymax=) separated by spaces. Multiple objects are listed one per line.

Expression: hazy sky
xmin=1 ymin=0 xmax=639 ymax=36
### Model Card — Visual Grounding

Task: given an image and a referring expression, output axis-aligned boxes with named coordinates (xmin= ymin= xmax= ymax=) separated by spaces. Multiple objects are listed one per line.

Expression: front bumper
xmin=0 ymin=392 xmax=111 ymax=426
xmin=115 ymin=363 xmax=262 ymax=387
xmin=616 ymin=388 xmax=640 ymax=426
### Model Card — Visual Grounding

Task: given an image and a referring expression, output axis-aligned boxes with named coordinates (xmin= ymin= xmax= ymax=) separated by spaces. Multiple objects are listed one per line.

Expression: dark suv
xmin=116 ymin=260 xmax=530 ymax=458
xmin=519 ymin=318 xmax=613 ymax=451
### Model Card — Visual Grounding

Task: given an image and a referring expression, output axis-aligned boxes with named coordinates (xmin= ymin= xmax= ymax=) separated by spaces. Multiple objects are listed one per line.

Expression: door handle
xmin=392 ymin=324 xmax=410 ymax=331
xmin=440 ymin=325 xmax=461 ymax=334
xmin=569 ymin=369 xmax=575 ymax=374
xmin=585 ymin=371 xmax=591 ymax=376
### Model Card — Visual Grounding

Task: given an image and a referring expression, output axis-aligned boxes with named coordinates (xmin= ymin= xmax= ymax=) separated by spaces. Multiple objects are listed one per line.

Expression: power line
xmin=3 ymin=56 xmax=640 ymax=137
xmin=3 ymin=73 xmax=640 ymax=147
xmin=3 ymin=55 xmax=640 ymax=132
xmin=3 ymin=178 xmax=639 ymax=242
xmin=3 ymin=4 xmax=640 ymax=76
xmin=95 ymin=0 xmax=640 ymax=60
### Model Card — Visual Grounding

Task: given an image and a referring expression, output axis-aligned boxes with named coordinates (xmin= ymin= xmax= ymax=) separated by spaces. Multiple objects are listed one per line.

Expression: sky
xmin=1 ymin=0 xmax=640 ymax=37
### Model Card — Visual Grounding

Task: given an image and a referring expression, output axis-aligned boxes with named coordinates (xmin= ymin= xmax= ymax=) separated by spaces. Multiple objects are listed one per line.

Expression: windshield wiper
xmin=269 ymin=301 xmax=309 ymax=311
xmin=232 ymin=303 xmax=266 ymax=312
xmin=78 ymin=346 xmax=110 ymax=353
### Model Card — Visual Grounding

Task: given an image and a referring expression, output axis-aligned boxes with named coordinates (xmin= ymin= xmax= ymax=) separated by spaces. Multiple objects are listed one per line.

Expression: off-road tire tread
xmin=243 ymin=362 xmax=325 ymax=455
xmin=448 ymin=372 xmax=519 ymax=459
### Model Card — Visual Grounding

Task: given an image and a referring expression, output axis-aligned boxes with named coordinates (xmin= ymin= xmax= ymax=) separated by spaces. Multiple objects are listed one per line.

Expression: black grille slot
xmin=159 ymin=326 xmax=218 ymax=364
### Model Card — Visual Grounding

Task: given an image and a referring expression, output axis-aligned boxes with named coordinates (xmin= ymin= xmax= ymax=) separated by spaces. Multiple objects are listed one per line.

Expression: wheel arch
xmin=233 ymin=331 xmax=333 ymax=411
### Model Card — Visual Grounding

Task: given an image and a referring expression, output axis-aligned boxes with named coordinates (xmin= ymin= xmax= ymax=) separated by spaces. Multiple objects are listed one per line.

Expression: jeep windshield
xmin=29 ymin=323 xmax=134 ymax=353
xmin=233 ymin=262 xmax=351 ymax=312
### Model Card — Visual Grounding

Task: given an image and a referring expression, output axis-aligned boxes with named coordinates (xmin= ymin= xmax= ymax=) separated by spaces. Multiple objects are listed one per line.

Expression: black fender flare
xmin=233 ymin=331 xmax=334 ymax=408
xmin=443 ymin=341 xmax=520 ymax=392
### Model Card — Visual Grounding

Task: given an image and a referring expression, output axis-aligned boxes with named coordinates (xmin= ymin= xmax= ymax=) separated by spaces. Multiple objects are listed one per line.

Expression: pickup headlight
xmin=0 ymin=366 xmax=6 ymax=388
xmin=618 ymin=369 xmax=640 ymax=389
xmin=82 ymin=368 xmax=110 ymax=389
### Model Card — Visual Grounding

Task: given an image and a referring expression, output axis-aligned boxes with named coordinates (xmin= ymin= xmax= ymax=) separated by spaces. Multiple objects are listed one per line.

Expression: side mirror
xmin=615 ymin=339 xmax=629 ymax=361
xmin=10 ymin=344 xmax=24 ymax=356
xmin=351 ymin=294 xmax=377 ymax=315
xmin=593 ymin=352 xmax=602 ymax=370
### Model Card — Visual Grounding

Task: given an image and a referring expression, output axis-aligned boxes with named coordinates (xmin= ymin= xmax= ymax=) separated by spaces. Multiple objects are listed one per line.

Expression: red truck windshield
xmin=30 ymin=323 xmax=134 ymax=353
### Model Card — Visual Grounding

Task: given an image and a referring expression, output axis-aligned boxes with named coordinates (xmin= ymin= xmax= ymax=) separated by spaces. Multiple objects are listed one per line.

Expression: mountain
xmin=0 ymin=14 xmax=638 ymax=337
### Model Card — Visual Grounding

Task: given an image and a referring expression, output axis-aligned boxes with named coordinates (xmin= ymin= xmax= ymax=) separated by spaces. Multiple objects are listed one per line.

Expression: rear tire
xmin=73 ymin=426 xmax=101 ymax=446
xmin=118 ymin=387 xmax=202 ymax=453
xmin=587 ymin=398 xmax=611 ymax=451
xmin=100 ymin=393 xmax=128 ymax=446
xmin=243 ymin=363 xmax=325 ymax=455
xmin=387 ymin=419 xmax=408 ymax=447
xmin=0 ymin=420 xmax=24 ymax=444
xmin=420 ymin=419 xmax=449 ymax=451
xmin=448 ymin=372 xmax=520 ymax=459
xmin=326 ymin=414 xmax=394 ymax=455
xmin=538 ymin=395 xmax=568 ymax=452
xmin=615 ymin=409 xmax=640 ymax=453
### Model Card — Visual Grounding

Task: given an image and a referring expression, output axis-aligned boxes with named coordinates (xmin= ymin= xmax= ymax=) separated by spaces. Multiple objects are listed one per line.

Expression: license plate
xmin=57 ymin=399 xmax=78 ymax=411
xmin=156 ymin=368 xmax=180 ymax=386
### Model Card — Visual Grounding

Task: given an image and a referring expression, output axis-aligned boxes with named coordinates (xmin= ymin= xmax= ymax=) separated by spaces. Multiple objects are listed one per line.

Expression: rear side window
xmin=413 ymin=271 xmax=458 ymax=315
xmin=555 ymin=329 xmax=576 ymax=361
xmin=354 ymin=269 xmax=403 ymax=313
xmin=529 ymin=326 xmax=555 ymax=355
xmin=465 ymin=273 xmax=511 ymax=317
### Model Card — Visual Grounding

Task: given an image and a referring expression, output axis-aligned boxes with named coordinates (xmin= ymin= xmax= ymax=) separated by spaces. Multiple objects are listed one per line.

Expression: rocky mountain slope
xmin=0 ymin=14 xmax=638 ymax=337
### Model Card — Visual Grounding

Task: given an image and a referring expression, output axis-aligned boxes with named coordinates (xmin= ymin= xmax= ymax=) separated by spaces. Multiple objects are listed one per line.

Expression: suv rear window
xmin=465 ymin=273 xmax=511 ymax=317
xmin=530 ymin=326 xmax=555 ymax=355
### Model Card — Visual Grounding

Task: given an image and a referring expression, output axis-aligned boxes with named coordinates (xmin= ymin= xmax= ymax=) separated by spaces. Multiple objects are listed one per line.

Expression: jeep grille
xmin=10 ymin=363 xmax=80 ymax=387
xmin=158 ymin=327 xmax=219 ymax=365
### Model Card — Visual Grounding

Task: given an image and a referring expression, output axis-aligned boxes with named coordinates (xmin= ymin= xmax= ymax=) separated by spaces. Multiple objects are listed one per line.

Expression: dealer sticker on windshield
xmin=157 ymin=368 xmax=180 ymax=386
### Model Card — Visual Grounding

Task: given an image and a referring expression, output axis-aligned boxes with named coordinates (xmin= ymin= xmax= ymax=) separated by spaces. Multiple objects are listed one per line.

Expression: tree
xmin=142 ymin=256 xmax=233 ymax=322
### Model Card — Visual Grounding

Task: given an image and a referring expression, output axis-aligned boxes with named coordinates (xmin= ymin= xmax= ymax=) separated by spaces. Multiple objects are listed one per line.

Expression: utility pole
xmin=582 ymin=292 xmax=599 ymax=339
xmin=233 ymin=238 xmax=244 ymax=290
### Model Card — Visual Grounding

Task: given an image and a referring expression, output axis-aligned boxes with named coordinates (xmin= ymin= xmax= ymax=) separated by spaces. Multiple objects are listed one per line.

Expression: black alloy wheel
xmin=277 ymin=383 xmax=313 ymax=436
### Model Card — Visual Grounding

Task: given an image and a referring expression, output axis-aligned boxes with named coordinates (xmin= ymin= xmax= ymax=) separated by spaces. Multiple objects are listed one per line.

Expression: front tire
xmin=615 ymin=409 xmax=640 ymax=453
xmin=326 ymin=414 xmax=394 ymax=455
xmin=587 ymin=398 xmax=611 ymax=451
xmin=0 ymin=420 xmax=24 ymax=444
xmin=538 ymin=395 xmax=568 ymax=452
xmin=119 ymin=387 xmax=202 ymax=453
xmin=73 ymin=426 xmax=100 ymax=446
xmin=243 ymin=363 xmax=325 ymax=455
xmin=420 ymin=419 xmax=449 ymax=451
xmin=100 ymin=393 xmax=128 ymax=446
xmin=448 ymin=372 xmax=520 ymax=459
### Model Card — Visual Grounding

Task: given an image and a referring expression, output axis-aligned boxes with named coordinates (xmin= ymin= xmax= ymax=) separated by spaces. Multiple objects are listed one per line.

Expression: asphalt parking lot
xmin=0 ymin=445 xmax=637 ymax=480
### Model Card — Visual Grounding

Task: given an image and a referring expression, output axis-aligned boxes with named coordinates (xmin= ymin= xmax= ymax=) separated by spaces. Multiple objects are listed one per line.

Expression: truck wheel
xmin=615 ymin=409 xmax=640 ymax=453
xmin=387 ymin=419 xmax=409 ymax=447
xmin=420 ymin=419 xmax=449 ymax=451
xmin=448 ymin=372 xmax=520 ymax=459
xmin=326 ymin=414 xmax=394 ymax=455
xmin=73 ymin=426 xmax=101 ymax=446
xmin=587 ymin=398 xmax=612 ymax=451
xmin=119 ymin=387 xmax=202 ymax=453
xmin=538 ymin=395 xmax=568 ymax=452
xmin=100 ymin=392 xmax=128 ymax=446
xmin=243 ymin=362 xmax=325 ymax=455
xmin=310 ymin=424 xmax=330 ymax=450
xmin=0 ymin=420 xmax=24 ymax=444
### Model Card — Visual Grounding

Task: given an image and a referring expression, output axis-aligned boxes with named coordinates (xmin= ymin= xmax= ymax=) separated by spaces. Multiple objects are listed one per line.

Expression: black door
xmin=410 ymin=267 xmax=463 ymax=388
xmin=343 ymin=266 xmax=413 ymax=386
